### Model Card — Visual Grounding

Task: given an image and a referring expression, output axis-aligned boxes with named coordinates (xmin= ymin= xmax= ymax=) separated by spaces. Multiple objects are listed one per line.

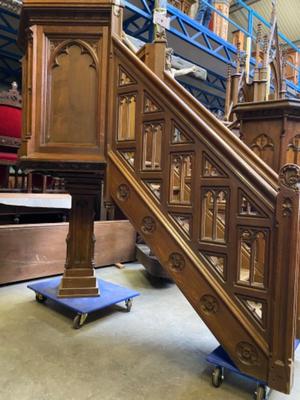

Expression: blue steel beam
xmin=177 ymin=79 xmax=225 ymax=112
xmin=124 ymin=1 xmax=300 ymax=103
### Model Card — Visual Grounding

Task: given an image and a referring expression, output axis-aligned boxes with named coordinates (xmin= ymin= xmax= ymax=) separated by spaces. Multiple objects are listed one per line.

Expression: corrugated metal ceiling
xmin=230 ymin=0 xmax=300 ymax=44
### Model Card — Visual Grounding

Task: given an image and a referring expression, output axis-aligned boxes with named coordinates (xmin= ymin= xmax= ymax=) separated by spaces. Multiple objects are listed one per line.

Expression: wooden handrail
xmin=112 ymin=36 xmax=278 ymax=208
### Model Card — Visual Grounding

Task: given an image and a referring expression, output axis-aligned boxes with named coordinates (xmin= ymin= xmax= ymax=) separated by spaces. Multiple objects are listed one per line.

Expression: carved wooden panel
xmin=201 ymin=189 xmax=228 ymax=243
xmin=238 ymin=229 xmax=267 ymax=288
xmin=250 ymin=134 xmax=274 ymax=167
xmin=46 ymin=40 xmax=98 ymax=145
xmin=170 ymin=153 xmax=193 ymax=204
xmin=118 ymin=94 xmax=137 ymax=141
xmin=287 ymin=134 xmax=300 ymax=164
xmin=142 ymin=122 xmax=163 ymax=170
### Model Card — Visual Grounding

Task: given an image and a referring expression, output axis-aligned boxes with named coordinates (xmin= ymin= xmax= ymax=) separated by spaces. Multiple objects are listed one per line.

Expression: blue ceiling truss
xmin=0 ymin=7 xmax=22 ymax=85
xmin=1 ymin=0 xmax=299 ymax=108
xmin=123 ymin=0 xmax=300 ymax=110
xmin=177 ymin=78 xmax=225 ymax=113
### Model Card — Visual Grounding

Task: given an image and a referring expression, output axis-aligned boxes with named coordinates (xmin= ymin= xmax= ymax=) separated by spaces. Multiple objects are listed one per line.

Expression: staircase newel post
xmin=269 ymin=164 xmax=300 ymax=393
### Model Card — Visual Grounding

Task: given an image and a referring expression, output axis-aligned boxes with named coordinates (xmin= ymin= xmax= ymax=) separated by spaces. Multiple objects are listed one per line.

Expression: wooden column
xmin=58 ymin=174 xmax=101 ymax=297
xmin=212 ymin=0 xmax=231 ymax=41
xmin=269 ymin=164 xmax=300 ymax=392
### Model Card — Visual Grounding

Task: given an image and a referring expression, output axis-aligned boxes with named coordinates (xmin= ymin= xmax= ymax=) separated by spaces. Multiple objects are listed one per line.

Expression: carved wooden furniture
xmin=19 ymin=0 xmax=123 ymax=297
xmin=0 ymin=220 xmax=136 ymax=284
xmin=107 ymin=35 xmax=300 ymax=395
xmin=19 ymin=0 xmax=300 ymax=395
xmin=235 ymin=99 xmax=300 ymax=173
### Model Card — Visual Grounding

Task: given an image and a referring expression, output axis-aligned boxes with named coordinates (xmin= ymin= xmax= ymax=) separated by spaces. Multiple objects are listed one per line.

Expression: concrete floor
xmin=0 ymin=262 xmax=299 ymax=400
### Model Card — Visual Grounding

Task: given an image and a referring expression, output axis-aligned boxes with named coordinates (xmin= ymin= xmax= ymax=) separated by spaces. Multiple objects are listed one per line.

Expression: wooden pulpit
xmin=18 ymin=0 xmax=123 ymax=296
xmin=235 ymin=99 xmax=300 ymax=173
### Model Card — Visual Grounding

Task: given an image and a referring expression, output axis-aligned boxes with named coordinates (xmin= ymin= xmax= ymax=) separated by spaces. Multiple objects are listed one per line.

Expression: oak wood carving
xmin=18 ymin=0 xmax=123 ymax=296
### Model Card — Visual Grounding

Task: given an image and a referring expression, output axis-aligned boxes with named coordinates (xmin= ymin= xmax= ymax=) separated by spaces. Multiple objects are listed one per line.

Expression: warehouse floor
xmin=0 ymin=262 xmax=299 ymax=400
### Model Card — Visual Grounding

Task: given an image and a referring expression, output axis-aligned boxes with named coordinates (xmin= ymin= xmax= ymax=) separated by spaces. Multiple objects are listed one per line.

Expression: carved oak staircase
xmin=18 ymin=0 xmax=300 ymax=394
xmin=107 ymin=36 xmax=300 ymax=394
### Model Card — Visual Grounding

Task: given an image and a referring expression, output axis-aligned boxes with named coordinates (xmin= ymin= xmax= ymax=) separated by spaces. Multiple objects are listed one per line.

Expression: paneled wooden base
xmin=58 ymin=269 xmax=99 ymax=297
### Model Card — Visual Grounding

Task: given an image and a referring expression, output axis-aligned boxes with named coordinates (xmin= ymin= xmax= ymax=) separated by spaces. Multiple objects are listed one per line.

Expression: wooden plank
xmin=0 ymin=220 xmax=136 ymax=284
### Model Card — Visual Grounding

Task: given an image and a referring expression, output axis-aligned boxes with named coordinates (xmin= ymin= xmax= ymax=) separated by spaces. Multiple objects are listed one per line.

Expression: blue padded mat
xmin=28 ymin=277 xmax=140 ymax=314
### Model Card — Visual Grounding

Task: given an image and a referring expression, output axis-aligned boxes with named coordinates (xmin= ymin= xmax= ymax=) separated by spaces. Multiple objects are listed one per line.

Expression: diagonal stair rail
xmin=106 ymin=35 xmax=300 ymax=394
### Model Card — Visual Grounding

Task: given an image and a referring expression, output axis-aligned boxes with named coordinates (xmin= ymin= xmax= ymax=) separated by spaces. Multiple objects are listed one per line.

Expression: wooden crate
xmin=0 ymin=220 xmax=136 ymax=284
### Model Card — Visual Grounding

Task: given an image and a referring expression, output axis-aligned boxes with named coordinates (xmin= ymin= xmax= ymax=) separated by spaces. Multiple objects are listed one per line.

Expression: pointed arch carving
xmin=45 ymin=39 xmax=99 ymax=145
xmin=49 ymin=39 xmax=99 ymax=71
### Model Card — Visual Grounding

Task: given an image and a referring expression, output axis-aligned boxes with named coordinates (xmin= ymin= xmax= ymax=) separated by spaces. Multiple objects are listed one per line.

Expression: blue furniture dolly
xmin=28 ymin=276 xmax=140 ymax=329
xmin=207 ymin=341 xmax=300 ymax=400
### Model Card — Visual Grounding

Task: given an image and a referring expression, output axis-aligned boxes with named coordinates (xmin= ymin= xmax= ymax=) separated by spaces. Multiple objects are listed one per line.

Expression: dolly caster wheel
xmin=125 ymin=298 xmax=133 ymax=312
xmin=211 ymin=366 xmax=224 ymax=388
xmin=35 ymin=293 xmax=46 ymax=303
xmin=254 ymin=384 xmax=267 ymax=400
xmin=73 ymin=313 xmax=88 ymax=329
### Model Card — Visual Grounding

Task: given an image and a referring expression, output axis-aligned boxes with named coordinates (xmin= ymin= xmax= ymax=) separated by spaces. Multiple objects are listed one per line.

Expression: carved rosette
xmin=200 ymin=295 xmax=219 ymax=315
xmin=168 ymin=252 xmax=185 ymax=272
xmin=117 ymin=184 xmax=130 ymax=201
xmin=141 ymin=216 xmax=156 ymax=235
xmin=282 ymin=198 xmax=293 ymax=217
xmin=279 ymin=164 xmax=300 ymax=191
xmin=236 ymin=341 xmax=259 ymax=366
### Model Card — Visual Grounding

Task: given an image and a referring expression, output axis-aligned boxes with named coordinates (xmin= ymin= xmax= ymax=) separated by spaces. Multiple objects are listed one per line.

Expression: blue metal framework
xmin=178 ymin=79 xmax=225 ymax=112
xmin=0 ymin=7 xmax=22 ymax=84
xmin=123 ymin=0 xmax=300 ymax=111
xmin=0 ymin=0 xmax=299 ymax=107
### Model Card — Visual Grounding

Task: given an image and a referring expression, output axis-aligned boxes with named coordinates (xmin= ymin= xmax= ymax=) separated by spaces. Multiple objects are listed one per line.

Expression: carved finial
xmin=227 ymin=65 xmax=232 ymax=79
xmin=235 ymin=42 xmax=242 ymax=73
xmin=279 ymin=164 xmax=300 ymax=191
xmin=271 ymin=0 xmax=277 ymax=25
xmin=262 ymin=34 xmax=269 ymax=67
xmin=256 ymin=23 xmax=262 ymax=45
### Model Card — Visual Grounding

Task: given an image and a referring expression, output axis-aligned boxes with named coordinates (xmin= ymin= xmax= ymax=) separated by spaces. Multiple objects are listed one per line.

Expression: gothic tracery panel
xmin=144 ymin=93 xmax=162 ymax=113
xmin=238 ymin=229 xmax=267 ymax=288
xmin=201 ymin=189 xmax=228 ymax=242
xmin=119 ymin=150 xmax=135 ymax=167
xmin=171 ymin=123 xmax=192 ymax=144
xmin=144 ymin=180 xmax=162 ymax=200
xmin=203 ymin=252 xmax=226 ymax=280
xmin=250 ymin=134 xmax=274 ymax=167
xmin=142 ymin=122 xmax=163 ymax=170
xmin=171 ymin=214 xmax=191 ymax=237
xmin=117 ymin=94 xmax=136 ymax=141
xmin=119 ymin=66 xmax=136 ymax=86
xmin=202 ymin=154 xmax=227 ymax=177
xmin=287 ymin=134 xmax=300 ymax=164
xmin=239 ymin=190 xmax=266 ymax=217
xmin=47 ymin=41 xmax=98 ymax=144
xmin=169 ymin=153 xmax=193 ymax=204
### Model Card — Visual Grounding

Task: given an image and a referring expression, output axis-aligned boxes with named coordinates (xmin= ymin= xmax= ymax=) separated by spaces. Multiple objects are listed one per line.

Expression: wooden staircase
xmin=106 ymin=36 xmax=300 ymax=394
xmin=18 ymin=0 xmax=300 ymax=394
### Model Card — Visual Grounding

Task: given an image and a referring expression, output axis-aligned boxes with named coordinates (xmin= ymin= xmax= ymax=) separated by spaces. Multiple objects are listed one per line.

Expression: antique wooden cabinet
xmin=18 ymin=0 xmax=123 ymax=296
xmin=235 ymin=99 xmax=300 ymax=173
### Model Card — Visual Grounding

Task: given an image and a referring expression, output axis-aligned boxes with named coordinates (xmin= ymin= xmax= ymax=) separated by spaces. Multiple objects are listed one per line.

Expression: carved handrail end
xmin=279 ymin=164 xmax=300 ymax=191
